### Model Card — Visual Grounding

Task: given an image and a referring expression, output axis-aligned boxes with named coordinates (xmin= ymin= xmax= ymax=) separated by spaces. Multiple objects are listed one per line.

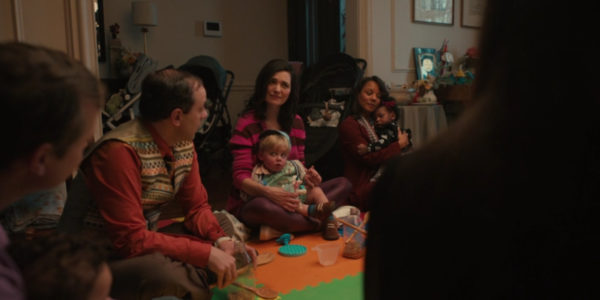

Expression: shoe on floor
xmin=322 ymin=217 xmax=339 ymax=241
xmin=213 ymin=210 xmax=250 ymax=242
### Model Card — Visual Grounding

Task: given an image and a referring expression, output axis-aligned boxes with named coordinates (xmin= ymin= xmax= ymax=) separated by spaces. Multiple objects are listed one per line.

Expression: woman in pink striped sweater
xmin=226 ymin=59 xmax=351 ymax=240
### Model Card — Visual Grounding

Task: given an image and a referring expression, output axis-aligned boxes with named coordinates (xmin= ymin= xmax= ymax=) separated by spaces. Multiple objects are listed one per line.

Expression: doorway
xmin=288 ymin=0 xmax=346 ymax=68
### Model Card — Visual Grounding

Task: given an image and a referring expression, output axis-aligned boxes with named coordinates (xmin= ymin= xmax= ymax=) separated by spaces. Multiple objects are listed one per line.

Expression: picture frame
xmin=413 ymin=0 xmax=454 ymax=26
xmin=461 ymin=0 xmax=485 ymax=28
xmin=414 ymin=48 xmax=439 ymax=80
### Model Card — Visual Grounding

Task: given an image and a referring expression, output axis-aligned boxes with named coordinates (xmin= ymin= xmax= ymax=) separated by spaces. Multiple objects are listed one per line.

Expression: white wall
xmin=97 ymin=0 xmax=479 ymax=122
xmin=354 ymin=0 xmax=480 ymax=88
xmin=100 ymin=0 xmax=288 ymax=122
xmin=0 ymin=0 xmax=16 ymax=39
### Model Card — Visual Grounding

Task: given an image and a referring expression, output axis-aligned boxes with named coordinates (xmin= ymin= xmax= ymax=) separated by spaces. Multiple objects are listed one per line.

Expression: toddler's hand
xmin=304 ymin=166 xmax=322 ymax=187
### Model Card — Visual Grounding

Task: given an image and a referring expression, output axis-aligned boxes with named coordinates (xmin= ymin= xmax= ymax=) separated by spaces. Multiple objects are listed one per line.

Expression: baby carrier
xmin=298 ymin=53 xmax=366 ymax=180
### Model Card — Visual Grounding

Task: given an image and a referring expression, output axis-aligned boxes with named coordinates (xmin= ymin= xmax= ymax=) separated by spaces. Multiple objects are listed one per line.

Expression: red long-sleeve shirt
xmin=338 ymin=115 xmax=404 ymax=209
xmin=82 ymin=123 xmax=225 ymax=268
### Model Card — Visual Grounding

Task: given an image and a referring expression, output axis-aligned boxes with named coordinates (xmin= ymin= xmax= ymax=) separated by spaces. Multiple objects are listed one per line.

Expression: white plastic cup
xmin=312 ymin=243 xmax=341 ymax=266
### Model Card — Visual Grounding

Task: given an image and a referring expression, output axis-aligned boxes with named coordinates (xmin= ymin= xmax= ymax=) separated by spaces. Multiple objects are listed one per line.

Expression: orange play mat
xmin=246 ymin=232 xmax=364 ymax=294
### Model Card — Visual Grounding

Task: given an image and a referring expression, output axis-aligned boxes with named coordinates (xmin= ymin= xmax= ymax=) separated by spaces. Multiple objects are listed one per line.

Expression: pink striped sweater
xmin=227 ymin=111 xmax=306 ymax=214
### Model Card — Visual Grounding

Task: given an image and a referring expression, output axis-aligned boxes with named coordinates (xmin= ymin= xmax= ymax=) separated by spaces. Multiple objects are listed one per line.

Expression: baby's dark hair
xmin=377 ymin=96 xmax=399 ymax=121
xmin=8 ymin=232 xmax=109 ymax=300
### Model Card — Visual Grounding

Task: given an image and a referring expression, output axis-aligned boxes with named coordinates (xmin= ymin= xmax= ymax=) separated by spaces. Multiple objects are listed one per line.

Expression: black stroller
xmin=298 ymin=53 xmax=367 ymax=180
xmin=178 ymin=56 xmax=234 ymax=173
xmin=178 ymin=56 xmax=234 ymax=150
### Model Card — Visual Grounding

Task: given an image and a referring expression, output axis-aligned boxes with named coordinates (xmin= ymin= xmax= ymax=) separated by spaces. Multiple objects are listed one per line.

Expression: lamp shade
xmin=132 ymin=1 xmax=157 ymax=26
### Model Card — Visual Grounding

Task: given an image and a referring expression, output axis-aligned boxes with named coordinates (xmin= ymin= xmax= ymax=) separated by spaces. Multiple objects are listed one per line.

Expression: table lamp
xmin=132 ymin=1 xmax=157 ymax=54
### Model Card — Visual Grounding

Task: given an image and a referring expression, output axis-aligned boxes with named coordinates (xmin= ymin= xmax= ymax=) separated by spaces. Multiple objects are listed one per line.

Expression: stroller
xmin=178 ymin=56 xmax=234 ymax=174
xmin=102 ymin=54 xmax=158 ymax=131
xmin=298 ymin=53 xmax=367 ymax=180
xmin=178 ymin=56 xmax=234 ymax=151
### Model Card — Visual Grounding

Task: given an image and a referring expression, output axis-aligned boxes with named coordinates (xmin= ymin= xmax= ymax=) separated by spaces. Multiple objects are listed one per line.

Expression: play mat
xmin=211 ymin=232 xmax=364 ymax=299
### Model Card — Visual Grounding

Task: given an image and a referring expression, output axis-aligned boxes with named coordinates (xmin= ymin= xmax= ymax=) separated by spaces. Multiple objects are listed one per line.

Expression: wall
xmin=0 ymin=0 xmax=101 ymax=138
xmin=0 ymin=0 xmax=16 ymax=39
xmin=353 ymin=0 xmax=480 ymax=88
xmin=100 ymin=0 xmax=288 ymax=123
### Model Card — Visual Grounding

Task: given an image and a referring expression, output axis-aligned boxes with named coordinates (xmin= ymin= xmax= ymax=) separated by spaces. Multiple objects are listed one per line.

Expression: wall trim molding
xmin=63 ymin=0 xmax=75 ymax=58
xmin=391 ymin=0 xmax=411 ymax=73
xmin=230 ymin=83 xmax=254 ymax=92
xmin=11 ymin=0 xmax=24 ymax=41
xmin=357 ymin=0 xmax=372 ymax=75
xmin=76 ymin=0 xmax=99 ymax=75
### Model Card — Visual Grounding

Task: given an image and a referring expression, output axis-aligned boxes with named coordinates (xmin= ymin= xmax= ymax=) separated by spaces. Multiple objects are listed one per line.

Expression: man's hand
xmin=217 ymin=239 xmax=258 ymax=268
xmin=244 ymin=243 xmax=258 ymax=268
xmin=207 ymin=246 xmax=236 ymax=288
xmin=217 ymin=239 xmax=236 ymax=255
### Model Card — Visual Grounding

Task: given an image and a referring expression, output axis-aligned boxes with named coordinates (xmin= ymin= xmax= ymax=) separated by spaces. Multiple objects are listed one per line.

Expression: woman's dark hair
xmin=8 ymin=233 xmax=109 ymax=300
xmin=0 ymin=42 xmax=105 ymax=169
xmin=242 ymin=59 xmax=298 ymax=132
xmin=139 ymin=68 xmax=204 ymax=122
xmin=351 ymin=75 xmax=388 ymax=117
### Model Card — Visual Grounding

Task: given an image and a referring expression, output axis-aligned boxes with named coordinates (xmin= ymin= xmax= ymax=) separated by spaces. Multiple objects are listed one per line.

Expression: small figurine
xmin=109 ymin=23 xmax=120 ymax=39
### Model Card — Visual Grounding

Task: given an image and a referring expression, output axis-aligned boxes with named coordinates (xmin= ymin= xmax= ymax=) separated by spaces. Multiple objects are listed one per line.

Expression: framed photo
xmin=413 ymin=0 xmax=454 ymax=25
xmin=414 ymin=48 xmax=438 ymax=80
xmin=461 ymin=0 xmax=486 ymax=28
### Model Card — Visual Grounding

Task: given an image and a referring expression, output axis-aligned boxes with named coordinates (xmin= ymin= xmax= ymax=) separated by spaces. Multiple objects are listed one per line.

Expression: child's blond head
xmin=257 ymin=130 xmax=291 ymax=156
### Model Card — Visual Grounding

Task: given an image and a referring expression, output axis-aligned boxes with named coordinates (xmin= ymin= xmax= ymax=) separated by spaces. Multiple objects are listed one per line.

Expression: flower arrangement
xmin=433 ymin=40 xmax=476 ymax=88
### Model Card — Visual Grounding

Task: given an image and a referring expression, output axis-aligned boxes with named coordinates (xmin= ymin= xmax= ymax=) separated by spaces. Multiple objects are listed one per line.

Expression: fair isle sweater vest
xmin=83 ymin=120 xmax=194 ymax=231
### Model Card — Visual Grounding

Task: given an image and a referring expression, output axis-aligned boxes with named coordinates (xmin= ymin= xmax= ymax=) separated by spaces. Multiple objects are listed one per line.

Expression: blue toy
xmin=276 ymin=233 xmax=306 ymax=257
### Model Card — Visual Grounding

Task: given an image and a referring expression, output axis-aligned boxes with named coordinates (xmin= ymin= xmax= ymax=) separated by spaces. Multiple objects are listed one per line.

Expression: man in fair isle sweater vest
xmin=60 ymin=69 xmax=256 ymax=300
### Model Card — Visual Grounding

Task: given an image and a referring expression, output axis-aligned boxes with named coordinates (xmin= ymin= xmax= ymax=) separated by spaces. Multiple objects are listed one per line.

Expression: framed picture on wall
xmin=413 ymin=0 xmax=454 ymax=25
xmin=461 ymin=0 xmax=486 ymax=28
xmin=414 ymin=48 xmax=439 ymax=80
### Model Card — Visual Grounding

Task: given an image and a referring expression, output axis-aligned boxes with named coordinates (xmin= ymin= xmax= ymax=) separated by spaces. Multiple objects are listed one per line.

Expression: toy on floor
xmin=276 ymin=233 xmax=306 ymax=257
xmin=226 ymin=278 xmax=280 ymax=300
xmin=232 ymin=281 xmax=279 ymax=299
xmin=335 ymin=212 xmax=368 ymax=259
xmin=332 ymin=205 xmax=360 ymax=219
xmin=312 ymin=243 xmax=341 ymax=266
xmin=255 ymin=252 xmax=275 ymax=266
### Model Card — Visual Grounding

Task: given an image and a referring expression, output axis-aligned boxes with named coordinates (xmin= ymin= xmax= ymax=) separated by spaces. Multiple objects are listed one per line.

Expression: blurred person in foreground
xmin=366 ymin=1 xmax=599 ymax=298
xmin=0 ymin=42 xmax=104 ymax=299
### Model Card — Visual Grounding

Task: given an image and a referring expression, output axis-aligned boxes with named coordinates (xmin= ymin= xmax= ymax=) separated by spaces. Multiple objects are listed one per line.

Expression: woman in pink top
xmin=227 ymin=59 xmax=351 ymax=239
